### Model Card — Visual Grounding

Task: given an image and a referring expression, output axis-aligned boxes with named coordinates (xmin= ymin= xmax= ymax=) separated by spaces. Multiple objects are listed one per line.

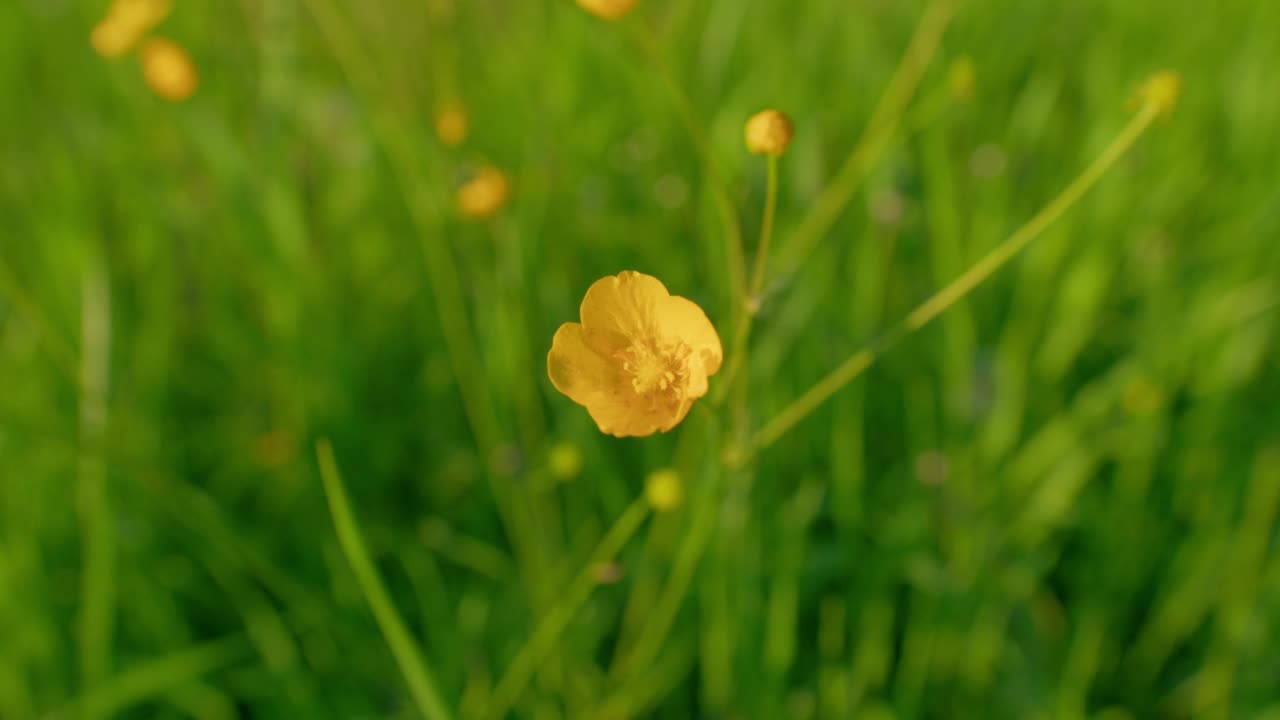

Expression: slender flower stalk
xmin=625 ymin=21 xmax=748 ymax=310
xmin=770 ymin=0 xmax=954 ymax=283
xmin=733 ymin=75 xmax=1179 ymax=466
xmin=294 ymin=0 xmax=563 ymax=605
xmin=300 ymin=0 xmax=503 ymax=461
xmin=78 ymin=253 xmax=114 ymax=710
xmin=485 ymin=498 xmax=651 ymax=720
xmin=748 ymin=156 xmax=782 ymax=300
xmin=714 ymin=154 xmax=780 ymax=405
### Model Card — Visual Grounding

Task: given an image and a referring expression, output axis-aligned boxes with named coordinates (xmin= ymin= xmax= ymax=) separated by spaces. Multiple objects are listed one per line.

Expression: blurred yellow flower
xmin=435 ymin=101 xmax=469 ymax=147
xmin=548 ymin=442 xmax=584 ymax=480
xmin=744 ymin=109 xmax=794 ymax=156
xmin=140 ymin=38 xmax=198 ymax=101
xmin=947 ymin=56 xmax=976 ymax=102
xmin=1132 ymin=70 xmax=1182 ymax=118
xmin=576 ymin=0 xmax=639 ymax=20
xmin=456 ymin=166 xmax=510 ymax=219
xmin=90 ymin=0 xmax=172 ymax=58
xmin=645 ymin=469 xmax=683 ymax=511
xmin=547 ymin=271 xmax=722 ymax=437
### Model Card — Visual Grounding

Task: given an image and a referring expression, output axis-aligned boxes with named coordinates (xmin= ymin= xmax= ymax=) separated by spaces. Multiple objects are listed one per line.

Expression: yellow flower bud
xmin=1132 ymin=70 xmax=1182 ymax=118
xmin=644 ymin=469 xmax=683 ymax=512
xmin=576 ymin=0 xmax=639 ymax=20
xmin=947 ymin=56 xmax=976 ymax=102
xmin=435 ymin=101 xmax=469 ymax=147
xmin=744 ymin=109 xmax=794 ymax=157
xmin=456 ymin=166 xmax=510 ymax=219
xmin=90 ymin=0 xmax=172 ymax=58
xmin=140 ymin=38 xmax=198 ymax=101
xmin=548 ymin=442 xmax=584 ymax=480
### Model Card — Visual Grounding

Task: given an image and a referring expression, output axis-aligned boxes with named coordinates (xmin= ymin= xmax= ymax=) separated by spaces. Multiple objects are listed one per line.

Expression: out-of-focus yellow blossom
xmin=435 ymin=101 xmax=469 ymax=147
xmin=644 ymin=469 xmax=683 ymax=511
xmin=140 ymin=38 xmax=198 ymax=101
xmin=576 ymin=0 xmax=639 ymax=21
xmin=947 ymin=56 xmax=976 ymax=102
xmin=744 ymin=109 xmax=794 ymax=156
xmin=548 ymin=442 xmax=584 ymax=480
xmin=547 ymin=271 xmax=722 ymax=437
xmin=90 ymin=0 xmax=172 ymax=58
xmin=1131 ymin=70 xmax=1182 ymax=118
xmin=456 ymin=166 xmax=510 ymax=219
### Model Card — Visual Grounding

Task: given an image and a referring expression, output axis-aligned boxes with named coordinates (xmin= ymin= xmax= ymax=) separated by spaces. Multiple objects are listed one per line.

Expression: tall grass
xmin=1 ymin=0 xmax=1278 ymax=718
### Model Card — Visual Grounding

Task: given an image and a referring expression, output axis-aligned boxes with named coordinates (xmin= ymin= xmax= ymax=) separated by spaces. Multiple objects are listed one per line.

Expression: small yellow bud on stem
xmin=744 ymin=109 xmax=795 ymax=157
xmin=548 ymin=442 xmax=584 ymax=480
xmin=576 ymin=0 xmax=639 ymax=21
xmin=644 ymin=469 xmax=683 ymax=511
xmin=434 ymin=101 xmax=469 ymax=147
xmin=1132 ymin=70 xmax=1182 ymax=118
xmin=456 ymin=166 xmax=510 ymax=219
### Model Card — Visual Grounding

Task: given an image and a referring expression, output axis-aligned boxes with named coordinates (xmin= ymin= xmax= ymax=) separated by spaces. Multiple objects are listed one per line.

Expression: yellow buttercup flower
xmin=548 ymin=271 xmax=722 ymax=437
xmin=456 ymin=166 xmax=510 ymax=219
xmin=744 ymin=109 xmax=794 ymax=156
xmin=435 ymin=101 xmax=469 ymax=147
xmin=90 ymin=0 xmax=172 ymax=58
xmin=140 ymin=37 xmax=198 ymax=101
xmin=645 ymin=469 xmax=683 ymax=511
xmin=576 ymin=0 xmax=639 ymax=20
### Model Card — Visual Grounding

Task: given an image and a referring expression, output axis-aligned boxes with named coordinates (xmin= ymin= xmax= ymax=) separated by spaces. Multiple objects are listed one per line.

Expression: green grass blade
xmin=47 ymin=635 xmax=252 ymax=720
xmin=316 ymin=440 xmax=454 ymax=720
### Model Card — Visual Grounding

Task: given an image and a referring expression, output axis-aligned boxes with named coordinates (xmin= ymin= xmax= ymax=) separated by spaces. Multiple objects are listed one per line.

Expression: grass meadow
xmin=3 ymin=0 xmax=1280 ymax=717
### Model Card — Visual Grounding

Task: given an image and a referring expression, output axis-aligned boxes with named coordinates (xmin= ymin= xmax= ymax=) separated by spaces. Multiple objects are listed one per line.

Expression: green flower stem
xmin=485 ymin=497 xmax=650 ymax=720
xmin=739 ymin=100 xmax=1164 ymax=465
xmin=299 ymin=0 xmax=552 ymax=609
xmin=714 ymin=155 xmax=779 ymax=406
xmin=770 ymin=0 xmax=955 ymax=283
xmin=77 ymin=251 xmax=114 ymax=709
xmin=627 ymin=20 xmax=747 ymax=313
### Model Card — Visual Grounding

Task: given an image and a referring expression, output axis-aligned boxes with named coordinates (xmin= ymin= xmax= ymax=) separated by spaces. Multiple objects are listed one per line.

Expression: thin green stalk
xmin=737 ymin=100 xmax=1165 ymax=465
xmin=316 ymin=441 xmax=454 ymax=720
xmin=485 ymin=498 xmax=650 ymax=720
xmin=299 ymin=0 xmax=502 ymax=461
xmin=609 ymin=467 xmax=720 ymax=683
xmin=608 ymin=411 xmax=709 ymax=667
xmin=494 ymin=219 xmax=549 ymax=457
xmin=626 ymin=21 xmax=747 ymax=308
xmin=300 ymin=0 xmax=553 ymax=609
xmin=714 ymin=155 xmax=779 ymax=405
xmin=748 ymin=155 xmax=781 ymax=300
xmin=771 ymin=0 xmax=955 ymax=282
xmin=77 ymin=252 xmax=113 ymax=706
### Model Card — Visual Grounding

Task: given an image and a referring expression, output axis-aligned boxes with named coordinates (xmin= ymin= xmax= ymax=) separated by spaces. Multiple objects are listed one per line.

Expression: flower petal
xmin=547 ymin=322 xmax=624 ymax=411
xmin=586 ymin=403 xmax=667 ymax=438
xmin=659 ymin=296 xmax=723 ymax=377
xmin=579 ymin=271 xmax=670 ymax=345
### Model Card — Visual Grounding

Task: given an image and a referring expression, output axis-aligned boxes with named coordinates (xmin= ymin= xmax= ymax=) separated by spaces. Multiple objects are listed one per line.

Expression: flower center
xmin=621 ymin=340 xmax=689 ymax=397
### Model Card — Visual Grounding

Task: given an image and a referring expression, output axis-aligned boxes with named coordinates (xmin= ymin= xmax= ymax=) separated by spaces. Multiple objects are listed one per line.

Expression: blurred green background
xmin=3 ymin=0 xmax=1279 ymax=717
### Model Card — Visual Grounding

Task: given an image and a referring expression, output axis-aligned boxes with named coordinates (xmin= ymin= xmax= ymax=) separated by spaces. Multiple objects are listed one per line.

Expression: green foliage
xmin=2 ymin=0 xmax=1279 ymax=718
